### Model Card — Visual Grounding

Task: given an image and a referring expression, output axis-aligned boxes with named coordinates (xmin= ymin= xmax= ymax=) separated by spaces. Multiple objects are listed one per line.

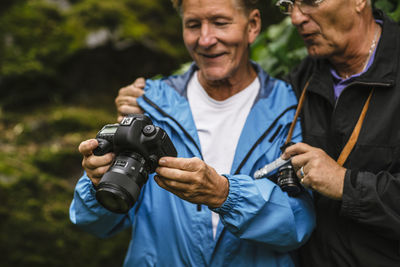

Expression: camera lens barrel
xmin=96 ymin=172 xmax=139 ymax=214
xmin=96 ymin=153 xmax=148 ymax=214
xmin=277 ymin=164 xmax=301 ymax=196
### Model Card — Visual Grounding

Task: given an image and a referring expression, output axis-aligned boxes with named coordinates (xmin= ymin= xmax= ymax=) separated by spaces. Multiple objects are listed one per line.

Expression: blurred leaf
xmin=251 ymin=17 xmax=307 ymax=78
xmin=0 ymin=104 xmax=128 ymax=267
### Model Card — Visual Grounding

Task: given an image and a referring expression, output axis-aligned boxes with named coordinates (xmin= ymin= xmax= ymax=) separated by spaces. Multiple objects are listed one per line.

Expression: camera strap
xmin=285 ymin=79 xmax=374 ymax=166
xmin=284 ymin=79 xmax=310 ymax=146
xmin=336 ymin=89 xmax=374 ymax=166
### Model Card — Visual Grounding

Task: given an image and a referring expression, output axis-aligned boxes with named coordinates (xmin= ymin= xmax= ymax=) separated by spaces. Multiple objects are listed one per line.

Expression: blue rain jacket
xmin=70 ymin=63 xmax=315 ymax=267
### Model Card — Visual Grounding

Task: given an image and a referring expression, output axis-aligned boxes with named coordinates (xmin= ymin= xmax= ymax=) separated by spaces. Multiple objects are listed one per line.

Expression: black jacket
xmin=287 ymin=10 xmax=400 ymax=267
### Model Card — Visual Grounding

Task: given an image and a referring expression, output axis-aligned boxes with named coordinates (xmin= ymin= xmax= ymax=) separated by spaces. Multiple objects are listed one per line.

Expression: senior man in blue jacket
xmin=70 ymin=0 xmax=315 ymax=266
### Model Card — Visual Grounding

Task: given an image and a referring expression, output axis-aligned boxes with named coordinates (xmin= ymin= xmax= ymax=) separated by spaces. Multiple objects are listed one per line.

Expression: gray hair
xmin=171 ymin=0 xmax=259 ymax=13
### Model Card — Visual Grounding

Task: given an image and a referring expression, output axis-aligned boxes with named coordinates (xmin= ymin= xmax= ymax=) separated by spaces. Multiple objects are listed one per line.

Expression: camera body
xmin=254 ymin=142 xmax=302 ymax=196
xmin=93 ymin=114 xmax=177 ymax=213
xmin=275 ymin=142 xmax=302 ymax=196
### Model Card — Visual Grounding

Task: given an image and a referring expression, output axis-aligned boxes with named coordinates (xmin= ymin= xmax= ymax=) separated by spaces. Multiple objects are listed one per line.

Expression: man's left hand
xmin=155 ymin=157 xmax=229 ymax=208
xmin=115 ymin=77 xmax=146 ymax=122
xmin=282 ymin=143 xmax=346 ymax=200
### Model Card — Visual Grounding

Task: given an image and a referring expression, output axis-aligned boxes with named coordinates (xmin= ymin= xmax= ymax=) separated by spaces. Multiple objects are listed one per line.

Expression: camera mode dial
xmin=142 ymin=125 xmax=156 ymax=136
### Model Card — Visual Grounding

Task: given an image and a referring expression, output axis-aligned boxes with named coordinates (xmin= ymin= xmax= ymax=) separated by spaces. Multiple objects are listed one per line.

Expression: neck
xmin=332 ymin=22 xmax=381 ymax=79
xmin=198 ymin=62 xmax=257 ymax=101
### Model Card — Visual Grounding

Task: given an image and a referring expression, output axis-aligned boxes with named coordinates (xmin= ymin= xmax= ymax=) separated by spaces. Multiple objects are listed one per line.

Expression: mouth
xmin=301 ymin=32 xmax=316 ymax=40
xmin=300 ymin=31 xmax=320 ymax=43
xmin=199 ymin=52 xmax=226 ymax=59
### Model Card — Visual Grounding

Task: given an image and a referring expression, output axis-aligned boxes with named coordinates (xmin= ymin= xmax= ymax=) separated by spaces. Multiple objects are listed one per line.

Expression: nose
xmin=198 ymin=23 xmax=217 ymax=48
xmin=290 ymin=4 xmax=309 ymax=27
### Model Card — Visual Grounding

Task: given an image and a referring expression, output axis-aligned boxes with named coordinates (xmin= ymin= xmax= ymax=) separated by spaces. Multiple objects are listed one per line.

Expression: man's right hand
xmin=115 ymin=77 xmax=146 ymax=122
xmin=78 ymin=139 xmax=115 ymax=186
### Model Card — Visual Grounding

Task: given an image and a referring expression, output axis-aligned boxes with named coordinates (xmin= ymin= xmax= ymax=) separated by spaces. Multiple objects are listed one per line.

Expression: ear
xmin=247 ymin=9 xmax=261 ymax=45
xmin=355 ymin=0 xmax=367 ymax=13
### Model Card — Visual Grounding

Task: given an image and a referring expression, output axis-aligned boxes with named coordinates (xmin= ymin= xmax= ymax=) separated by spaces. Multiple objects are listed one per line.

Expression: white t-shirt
xmin=187 ymin=71 xmax=260 ymax=239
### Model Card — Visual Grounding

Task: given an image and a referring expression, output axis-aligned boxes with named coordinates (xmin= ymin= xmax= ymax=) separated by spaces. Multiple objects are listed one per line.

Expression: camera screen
xmin=100 ymin=125 xmax=118 ymax=134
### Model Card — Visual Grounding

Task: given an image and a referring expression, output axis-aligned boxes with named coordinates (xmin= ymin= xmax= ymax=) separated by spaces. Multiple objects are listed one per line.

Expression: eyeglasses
xmin=275 ymin=0 xmax=325 ymax=15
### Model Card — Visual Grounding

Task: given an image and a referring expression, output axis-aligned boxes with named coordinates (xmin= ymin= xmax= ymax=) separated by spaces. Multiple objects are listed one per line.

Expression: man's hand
xmin=78 ymin=139 xmax=114 ymax=186
xmin=155 ymin=157 xmax=229 ymax=208
xmin=115 ymin=77 xmax=146 ymax=122
xmin=282 ymin=142 xmax=346 ymax=200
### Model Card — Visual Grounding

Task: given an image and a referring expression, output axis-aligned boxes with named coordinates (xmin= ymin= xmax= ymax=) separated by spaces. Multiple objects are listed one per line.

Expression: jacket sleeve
xmin=212 ymin=175 xmax=316 ymax=252
xmin=210 ymin=104 xmax=315 ymax=252
xmin=69 ymin=174 xmax=132 ymax=238
xmin=341 ymin=169 xmax=400 ymax=239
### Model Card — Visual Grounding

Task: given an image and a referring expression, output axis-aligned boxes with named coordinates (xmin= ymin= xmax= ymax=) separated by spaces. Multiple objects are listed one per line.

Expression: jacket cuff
xmin=75 ymin=175 xmax=110 ymax=214
xmin=209 ymin=174 xmax=240 ymax=215
xmin=89 ymin=182 xmax=97 ymax=196
xmin=340 ymin=169 xmax=362 ymax=218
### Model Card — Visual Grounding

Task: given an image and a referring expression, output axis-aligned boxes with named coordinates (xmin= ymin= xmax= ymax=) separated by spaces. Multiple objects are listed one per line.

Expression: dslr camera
xmin=254 ymin=142 xmax=302 ymax=196
xmin=93 ymin=114 xmax=177 ymax=213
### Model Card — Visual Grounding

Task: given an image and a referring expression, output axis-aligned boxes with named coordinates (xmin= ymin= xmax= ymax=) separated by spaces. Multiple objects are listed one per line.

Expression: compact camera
xmin=93 ymin=114 xmax=177 ymax=213
xmin=275 ymin=163 xmax=301 ymax=196
xmin=254 ymin=142 xmax=302 ymax=196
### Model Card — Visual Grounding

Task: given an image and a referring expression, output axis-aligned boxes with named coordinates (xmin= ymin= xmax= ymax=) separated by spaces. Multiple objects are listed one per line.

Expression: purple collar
xmin=331 ymin=20 xmax=382 ymax=100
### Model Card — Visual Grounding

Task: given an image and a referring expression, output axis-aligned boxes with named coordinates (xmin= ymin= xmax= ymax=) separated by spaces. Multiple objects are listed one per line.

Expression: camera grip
xmin=93 ymin=139 xmax=113 ymax=156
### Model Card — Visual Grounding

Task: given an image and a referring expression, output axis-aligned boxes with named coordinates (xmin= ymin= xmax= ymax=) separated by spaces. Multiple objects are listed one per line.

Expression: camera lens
xmin=94 ymin=115 xmax=177 ymax=213
xmin=96 ymin=183 xmax=132 ymax=214
xmin=277 ymin=164 xmax=301 ymax=196
xmin=95 ymin=153 xmax=148 ymax=213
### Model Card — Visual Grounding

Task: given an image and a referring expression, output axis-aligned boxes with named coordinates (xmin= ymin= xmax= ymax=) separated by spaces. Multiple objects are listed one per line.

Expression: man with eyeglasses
xmin=278 ymin=0 xmax=400 ymax=266
xmin=113 ymin=0 xmax=400 ymax=265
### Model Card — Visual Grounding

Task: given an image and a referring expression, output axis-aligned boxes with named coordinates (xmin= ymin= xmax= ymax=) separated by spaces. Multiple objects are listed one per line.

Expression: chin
xmin=199 ymin=68 xmax=229 ymax=82
xmin=306 ymin=45 xmax=331 ymax=59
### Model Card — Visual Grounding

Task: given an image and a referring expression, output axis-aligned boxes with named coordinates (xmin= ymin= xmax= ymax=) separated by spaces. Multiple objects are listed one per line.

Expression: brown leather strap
xmin=336 ymin=89 xmax=374 ymax=166
xmin=285 ymin=79 xmax=310 ymax=145
xmin=285 ymin=78 xmax=374 ymax=167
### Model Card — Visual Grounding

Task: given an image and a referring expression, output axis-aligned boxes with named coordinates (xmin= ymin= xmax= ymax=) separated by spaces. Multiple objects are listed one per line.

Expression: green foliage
xmin=374 ymin=0 xmax=400 ymax=21
xmin=0 ymin=0 xmax=184 ymax=78
xmin=0 ymin=105 xmax=133 ymax=267
xmin=0 ymin=1 xmax=71 ymax=76
xmin=0 ymin=0 xmax=187 ymax=111
xmin=0 ymin=173 xmax=130 ymax=267
xmin=0 ymin=1 xmax=188 ymax=262
xmin=251 ymin=17 xmax=307 ymax=78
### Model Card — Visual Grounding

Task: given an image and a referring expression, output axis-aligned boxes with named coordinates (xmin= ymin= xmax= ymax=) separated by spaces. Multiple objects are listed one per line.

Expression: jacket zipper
xmin=142 ymin=95 xmax=204 ymax=211
xmin=142 ymin=97 xmax=297 ymax=209
xmin=142 ymin=95 xmax=203 ymax=158
xmin=234 ymin=105 xmax=297 ymax=175
xmin=329 ymin=81 xmax=391 ymax=159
